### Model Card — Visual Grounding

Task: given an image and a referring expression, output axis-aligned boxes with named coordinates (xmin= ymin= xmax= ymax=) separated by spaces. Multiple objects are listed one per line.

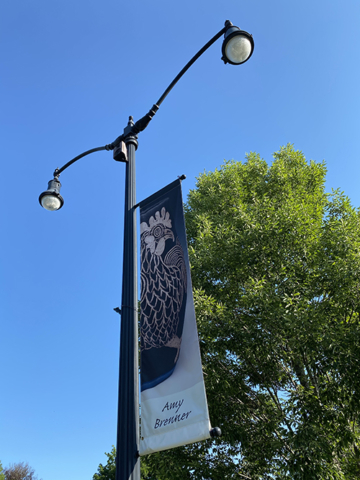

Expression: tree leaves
xmin=182 ymin=145 xmax=360 ymax=479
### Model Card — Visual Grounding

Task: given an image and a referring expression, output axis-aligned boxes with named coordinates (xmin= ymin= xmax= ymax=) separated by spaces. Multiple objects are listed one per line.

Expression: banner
xmin=139 ymin=178 xmax=211 ymax=456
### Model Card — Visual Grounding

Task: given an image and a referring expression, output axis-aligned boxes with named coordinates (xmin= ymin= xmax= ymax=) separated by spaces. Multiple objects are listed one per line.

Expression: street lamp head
xmin=222 ymin=24 xmax=254 ymax=65
xmin=39 ymin=177 xmax=64 ymax=211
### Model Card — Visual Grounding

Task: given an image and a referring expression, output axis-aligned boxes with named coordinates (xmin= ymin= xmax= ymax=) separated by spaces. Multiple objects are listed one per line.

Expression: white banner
xmin=139 ymin=179 xmax=211 ymax=456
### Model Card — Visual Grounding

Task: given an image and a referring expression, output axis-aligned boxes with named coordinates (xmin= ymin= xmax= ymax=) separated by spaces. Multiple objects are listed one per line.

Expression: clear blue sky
xmin=1 ymin=1 xmax=360 ymax=479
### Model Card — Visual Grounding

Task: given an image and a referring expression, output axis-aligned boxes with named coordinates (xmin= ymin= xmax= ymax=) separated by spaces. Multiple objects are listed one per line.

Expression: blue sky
xmin=1 ymin=0 xmax=360 ymax=479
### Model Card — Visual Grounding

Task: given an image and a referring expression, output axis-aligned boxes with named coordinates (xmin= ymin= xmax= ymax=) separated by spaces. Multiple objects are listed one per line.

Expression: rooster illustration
xmin=140 ymin=207 xmax=187 ymax=390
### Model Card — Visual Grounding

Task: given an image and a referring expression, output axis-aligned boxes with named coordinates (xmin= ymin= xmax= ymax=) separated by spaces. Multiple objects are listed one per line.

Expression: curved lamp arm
xmin=156 ymin=23 xmax=229 ymax=107
xmin=125 ymin=21 xmax=231 ymax=138
xmin=52 ymin=146 xmax=108 ymax=177
xmin=107 ymin=19 xmax=254 ymax=151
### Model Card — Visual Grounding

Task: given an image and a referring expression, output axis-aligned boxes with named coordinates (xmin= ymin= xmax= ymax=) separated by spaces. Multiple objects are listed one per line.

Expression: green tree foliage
xmin=0 ymin=462 xmax=5 ymax=480
xmin=92 ymin=446 xmax=151 ymax=480
xmin=93 ymin=447 xmax=116 ymax=480
xmin=95 ymin=145 xmax=360 ymax=479
xmin=181 ymin=145 xmax=360 ymax=479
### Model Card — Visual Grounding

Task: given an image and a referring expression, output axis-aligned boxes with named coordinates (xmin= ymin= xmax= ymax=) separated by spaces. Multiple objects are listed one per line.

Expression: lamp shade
xmin=39 ymin=178 xmax=64 ymax=211
xmin=222 ymin=26 xmax=254 ymax=65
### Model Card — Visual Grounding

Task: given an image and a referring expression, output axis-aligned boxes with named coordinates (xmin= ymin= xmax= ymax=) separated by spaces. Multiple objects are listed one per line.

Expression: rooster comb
xmin=140 ymin=207 xmax=172 ymax=233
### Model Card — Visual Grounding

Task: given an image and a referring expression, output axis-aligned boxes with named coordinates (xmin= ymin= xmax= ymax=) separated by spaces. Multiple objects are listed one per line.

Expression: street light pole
xmin=39 ymin=20 xmax=254 ymax=480
xmin=116 ymin=119 xmax=140 ymax=479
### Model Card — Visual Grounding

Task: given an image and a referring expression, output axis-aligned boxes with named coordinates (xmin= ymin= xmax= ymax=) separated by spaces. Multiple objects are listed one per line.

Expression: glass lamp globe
xmin=40 ymin=194 xmax=63 ymax=211
xmin=222 ymin=26 xmax=254 ymax=65
xmin=224 ymin=35 xmax=253 ymax=64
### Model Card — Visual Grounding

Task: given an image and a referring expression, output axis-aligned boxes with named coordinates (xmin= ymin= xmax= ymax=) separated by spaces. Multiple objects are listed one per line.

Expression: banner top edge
xmin=138 ymin=177 xmax=185 ymax=210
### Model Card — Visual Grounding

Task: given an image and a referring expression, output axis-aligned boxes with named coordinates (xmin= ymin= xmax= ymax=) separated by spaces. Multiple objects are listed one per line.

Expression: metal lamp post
xmin=39 ymin=20 xmax=254 ymax=480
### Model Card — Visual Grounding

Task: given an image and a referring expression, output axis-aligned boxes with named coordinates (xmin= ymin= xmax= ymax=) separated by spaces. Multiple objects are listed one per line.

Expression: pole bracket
xmin=113 ymin=141 xmax=128 ymax=162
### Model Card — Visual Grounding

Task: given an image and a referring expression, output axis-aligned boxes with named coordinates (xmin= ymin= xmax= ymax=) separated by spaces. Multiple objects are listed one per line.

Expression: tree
xmin=92 ymin=446 xmax=152 ymax=480
xmin=3 ymin=462 xmax=41 ymax=480
xmin=0 ymin=462 xmax=5 ymax=480
xmin=95 ymin=145 xmax=360 ymax=479
xmin=93 ymin=447 xmax=115 ymax=480
xmin=182 ymin=145 xmax=360 ymax=479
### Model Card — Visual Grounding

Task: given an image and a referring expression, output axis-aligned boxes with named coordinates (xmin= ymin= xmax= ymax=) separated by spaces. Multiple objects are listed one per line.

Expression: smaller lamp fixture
xmin=39 ymin=177 xmax=64 ymax=211
xmin=222 ymin=24 xmax=254 ymax=65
